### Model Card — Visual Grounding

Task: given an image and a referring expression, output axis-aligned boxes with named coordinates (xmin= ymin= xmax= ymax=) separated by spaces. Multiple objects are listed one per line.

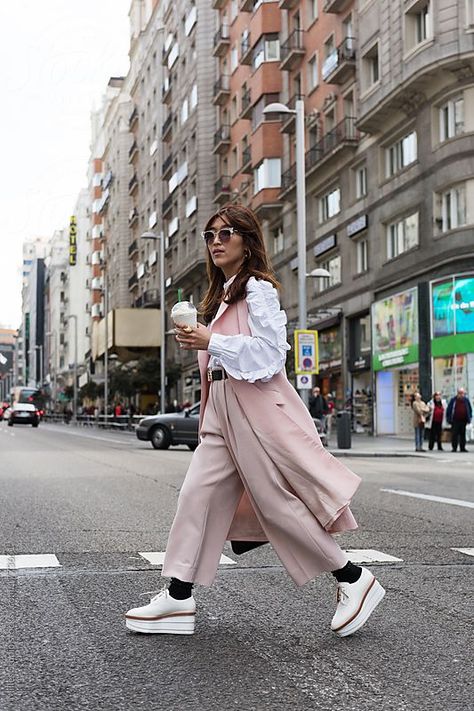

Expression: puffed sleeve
xmin=207 ymin=277 xmax=291 ymax=382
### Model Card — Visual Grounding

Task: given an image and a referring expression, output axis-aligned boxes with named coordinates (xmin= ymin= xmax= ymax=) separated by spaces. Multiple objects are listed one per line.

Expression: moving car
xmin=7 ymin=403 xmax=40 ymax=427
xmin=136 ymin=403 xmax=200 ymax=450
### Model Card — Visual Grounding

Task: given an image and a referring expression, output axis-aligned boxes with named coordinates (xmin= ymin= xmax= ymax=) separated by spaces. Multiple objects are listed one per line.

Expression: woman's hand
xmin=175 ymin=323 xmax=211 ymax=351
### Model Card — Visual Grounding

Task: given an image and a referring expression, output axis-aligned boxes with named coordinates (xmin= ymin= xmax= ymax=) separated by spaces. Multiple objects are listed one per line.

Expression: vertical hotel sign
xmin=69 ymin=216 xmax=77 ymax=266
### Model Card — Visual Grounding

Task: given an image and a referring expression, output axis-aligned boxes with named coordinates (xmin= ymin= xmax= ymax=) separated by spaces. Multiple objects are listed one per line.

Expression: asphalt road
xmin=1 ymin=421 xmax=473 ymax=711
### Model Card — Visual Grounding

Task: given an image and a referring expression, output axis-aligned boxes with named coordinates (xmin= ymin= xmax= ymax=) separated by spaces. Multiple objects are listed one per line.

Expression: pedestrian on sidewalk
xmin=125 ymin=204 xmax=385 ymax=639
xmin=411 ymin=392 xmax=430 ymax=451
xmin=426 ymin=392 xmax=447 ymax=451
xmin=447 ymin=388 xmax=472 ymax=452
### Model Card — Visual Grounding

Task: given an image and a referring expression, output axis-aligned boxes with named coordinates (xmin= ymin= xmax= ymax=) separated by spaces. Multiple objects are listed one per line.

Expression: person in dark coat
xmin=446 ymin=388 xmax=472 ymax=452
xmin=308 ymin=386 xmax=328 ymax=420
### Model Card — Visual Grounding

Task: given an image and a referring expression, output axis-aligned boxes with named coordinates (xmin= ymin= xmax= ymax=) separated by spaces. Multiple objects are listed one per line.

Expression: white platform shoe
xmin=125 ymin=588 xmax=196 ymax=635
xmin=331 ymin=567 xmax=386 ymax=637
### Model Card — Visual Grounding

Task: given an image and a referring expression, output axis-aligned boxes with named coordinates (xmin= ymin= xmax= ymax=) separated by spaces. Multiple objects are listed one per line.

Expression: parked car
xmin=7 ymin=403 xmax=40 ymax=427
xmin=136 ymin=402 xmax=200 ymax=450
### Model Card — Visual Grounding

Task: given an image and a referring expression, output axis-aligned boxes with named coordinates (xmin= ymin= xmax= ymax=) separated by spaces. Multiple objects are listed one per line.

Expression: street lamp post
xmin=45 ymin=331 xmax=58 ymax=412
xmin=34 ymin=345 xmax=43 ymax=390
xmin=264 ymin=101 xmax=331 ymax=406
xmin=67 ymin=315 xmax=78 ymax=423
xmin=140 ymin=230 xmax=166 ymax=415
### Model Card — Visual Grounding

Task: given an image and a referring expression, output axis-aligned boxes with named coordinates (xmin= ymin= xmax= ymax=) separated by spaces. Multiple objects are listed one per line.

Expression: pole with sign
xmin=294 ymin=330 xmax=319 ymax=392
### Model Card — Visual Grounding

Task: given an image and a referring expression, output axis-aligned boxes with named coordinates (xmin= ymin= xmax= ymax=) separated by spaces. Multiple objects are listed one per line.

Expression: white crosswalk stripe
xmin=139 ymin=551 xmax=236 ymax=566
xmin=0 ymin=554 xmax=61 ymax=570
xmin=343 ymin=549 xmax=403 ymax=563
xmin=451 ymin=548 xmax=474 ymax=557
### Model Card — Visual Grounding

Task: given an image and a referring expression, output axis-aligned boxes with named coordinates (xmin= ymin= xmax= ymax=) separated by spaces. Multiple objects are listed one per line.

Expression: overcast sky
xmin=0 ymin=0 xmax=131 ymax=329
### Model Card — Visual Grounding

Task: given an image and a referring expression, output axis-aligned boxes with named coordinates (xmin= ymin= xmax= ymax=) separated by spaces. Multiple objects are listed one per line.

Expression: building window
xmin=355 ymin=165 xmax=368 ymax=198
xmin=181 ymin=98 xmax=189 ymax=125
xmin=253 ymin=158 xmax=281 ymax=193
xmin=362 ymin=42 xmax=379 ymax=91
xmin=231 ymin=44 xmax=238 ymax=72
xmin=468 ymin=0 xmax=474 ymax=26
xmin=439 ymin=96 xmax=464 ymax=142
xmin=252 ymin=35 xmax=280 ymax=70
xmin=440 ymin=185 xmax=467 ymax=232
xmin=385 ymin=131 xmax=417 ymax=177
xmin=319 ymin=187 xmax=341 ymax=222
xmin=231 ymin=146 xmax=238 ymax=175
xmin=307 ymin=0 xmax=318 ymax=23
xmin=272 ymin=227 xmax=284 ymax=254
xmin=405 ymin=0 xmax=432 ymax=52
xmin=356 ymin=239 xmax=368 ymax=273
xmin=318 ymin=255 xmax=341 ymax=290
xmin=387 ymin=212 xmax=419 ymax=259
xmin=308 ymin=54 xmax=319 ymax=91
xmin=252 ymin=93 xmax=279 ymax=130
xmin=230 ymin=0 xmax=238 ymax=22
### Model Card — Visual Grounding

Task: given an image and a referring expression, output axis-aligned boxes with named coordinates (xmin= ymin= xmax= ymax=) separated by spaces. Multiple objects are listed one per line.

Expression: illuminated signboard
xmin=432 ymin=276 xmax=474 ymax=337
xmin=372 ymin=287 xmax=419 ymax=371
xmin=69 ymin=215 xmax=77 ymax=266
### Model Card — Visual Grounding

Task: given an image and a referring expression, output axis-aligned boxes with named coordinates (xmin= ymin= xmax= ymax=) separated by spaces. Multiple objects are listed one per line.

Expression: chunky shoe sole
xmin=125 ymin=613 xmax=195 ymax=635
xmin=333 ymin=579 xmax=386 ymax=638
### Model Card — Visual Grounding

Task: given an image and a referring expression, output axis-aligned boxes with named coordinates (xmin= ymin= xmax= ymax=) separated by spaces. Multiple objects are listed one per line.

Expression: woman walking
xmin=427 ymin=392 xmax=446 ymax=451
xmin=412 ymin=392 xmax=430 ymax=452
xmin=125 ymin=205 xmax=385 ymax=638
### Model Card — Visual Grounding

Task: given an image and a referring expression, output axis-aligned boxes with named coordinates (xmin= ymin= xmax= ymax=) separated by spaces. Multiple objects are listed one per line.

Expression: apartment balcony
xmin=214 ymin=175 xmax=232 ymax=203
xmin=280 ymin=164 xmax=296 ymax=194
xmin=241 ymin=146 xmax=252 ymax=174
xmin=323 ymin=0 xmax=352 ymax=13
xmin=240 ymin=35 xmax=253 ymax=65
xmin=279 ymin=0 xmax=299 ymax=8
xmin=252 ymin=188 xmax=282 ymax=220
xmin=162 ymin=153 xmax=173 ymax=178
xmin=281 ymin=93 xmax=304 ymax=134
xmin=162 ymin=114 xmax=173 ymax=141
xmin=129 ymin=208 xmax=139 ymax=227
xmin=212 ymin=0 xmax=226 ymax=8
xmin=128 ymin=140 xmax=139 ymax=163
xmin=143 ymin=289 xmax=160 ymax=308
xmin=322 ymin=38 xmax=356 ymax=85
xmin=128 ymin=173 xmax=138 ymax=196
xmin=213 ymin=124 xmax=231 ymax=154
xmin=280 ymin=29 xmax=305 ymax=72
xmin=306 ymin=117 xmax=359 ymax=175
xmin=162 ymin=193 xmax=173 ymax=216
xmin=240 ymin=0 xmax=254 ymax=10
xmin=128 ymin=239 xmax=138 ymax=257
xmin=128 ymin=273 xmax=138 ymax=290
xmin=162 ymin=77 xmax=172 ymax=104
xmin=240 ymin=87 xmax=252 ymax=119
xmin=129 ymin=107 xmax=138 ymax=130
xmin=213 ymin=75 xmax=231 ymax=106
xmin=213 ymin=26 xmax=230 ymax=57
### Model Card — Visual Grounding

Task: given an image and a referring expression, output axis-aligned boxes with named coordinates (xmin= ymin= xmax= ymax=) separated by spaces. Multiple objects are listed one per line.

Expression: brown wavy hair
xmin=199 ymin=203 xmax=280 ymax=323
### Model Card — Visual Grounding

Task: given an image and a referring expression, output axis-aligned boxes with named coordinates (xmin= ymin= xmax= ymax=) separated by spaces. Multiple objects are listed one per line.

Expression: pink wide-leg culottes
xmin=162 ymin=379 xmax=348 ymax=587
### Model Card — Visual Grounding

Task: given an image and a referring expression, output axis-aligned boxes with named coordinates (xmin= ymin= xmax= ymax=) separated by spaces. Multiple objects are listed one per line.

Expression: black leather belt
xmin=207 ymin=368 xmax=228 ymax=382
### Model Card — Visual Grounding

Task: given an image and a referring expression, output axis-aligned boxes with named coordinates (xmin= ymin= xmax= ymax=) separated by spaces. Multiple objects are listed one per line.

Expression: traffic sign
xmin=296 ymin=374 xmax=312 ymax=389
xmin=294 ymin=329 xmax=319 ymax=375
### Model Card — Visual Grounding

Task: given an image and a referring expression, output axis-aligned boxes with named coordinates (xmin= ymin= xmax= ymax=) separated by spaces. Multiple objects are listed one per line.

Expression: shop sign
xmin=294 ymin=329 xmax=319 ymax=375
xmin=432 ymin=275 xmax=474 ymax=338
xmin=318 ymin=325 xmax=342 ymax=371
xmin=351 ymin=355 xmax=371 ymax=371
xmin=347 ymin=214 xmax=368 ymax=238
xmin=372 ymin=287 xmax=419 ymax=371
xmin=314 ymin=234 xmax=337 ymax=258
xmin=69 ymin=215 xmax=77 ymax=266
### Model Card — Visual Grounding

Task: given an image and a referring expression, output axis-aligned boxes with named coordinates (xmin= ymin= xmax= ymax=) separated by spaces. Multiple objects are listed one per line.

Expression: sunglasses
xmin=201 ymin=226 xmax=239 ymax=245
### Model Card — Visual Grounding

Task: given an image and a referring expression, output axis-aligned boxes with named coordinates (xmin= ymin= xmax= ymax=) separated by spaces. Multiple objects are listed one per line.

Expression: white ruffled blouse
xmin=207 ymin=275 xmax=290 ymax=383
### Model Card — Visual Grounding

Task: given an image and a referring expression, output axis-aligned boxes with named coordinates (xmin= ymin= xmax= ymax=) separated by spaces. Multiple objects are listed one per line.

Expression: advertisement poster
xmin=318 ymin=326 xmax=342 ymax=370
xmin=372 ymin=288 xmax=419 ymax=371
xmin=432 ymin=276 xmax=474 ymax=337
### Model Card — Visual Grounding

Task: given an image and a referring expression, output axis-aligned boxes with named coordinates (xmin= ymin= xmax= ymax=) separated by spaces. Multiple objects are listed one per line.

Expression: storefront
xmin=372 ymin=287 xmax=420 ymax=435
xmin=348 ymin=313 xmax=373 ymax=433
xmin=316 ymin=323 xmax=343 ymax=409
xmin=431 ymin=273 xmax=474 ymax=399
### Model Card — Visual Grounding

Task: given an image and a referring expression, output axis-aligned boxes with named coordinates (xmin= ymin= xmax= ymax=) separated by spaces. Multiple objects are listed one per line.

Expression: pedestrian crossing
xmin=0 ymin=547 xmax=472 ymax=571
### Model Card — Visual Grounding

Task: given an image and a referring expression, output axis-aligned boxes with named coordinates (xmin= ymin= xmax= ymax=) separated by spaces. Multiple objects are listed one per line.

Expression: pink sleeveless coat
xmin=197 ymin=296 xmax=361 ymax=540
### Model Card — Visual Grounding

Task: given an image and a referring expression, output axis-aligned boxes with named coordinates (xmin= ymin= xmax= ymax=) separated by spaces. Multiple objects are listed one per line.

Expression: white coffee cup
xmin=171 ymin=301 xmax=198 ymax=330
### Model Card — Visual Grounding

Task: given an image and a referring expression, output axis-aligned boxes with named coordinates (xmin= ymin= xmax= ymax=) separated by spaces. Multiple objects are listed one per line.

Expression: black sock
xmin=332 ymin=561 xmax=362 ymax=584
xmin=168 ymin=577 xmax=193 ymax=600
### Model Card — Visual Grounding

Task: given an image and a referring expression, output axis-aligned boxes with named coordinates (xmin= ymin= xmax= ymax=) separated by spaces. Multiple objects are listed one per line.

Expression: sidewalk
xmin=327 ymin=433 xmax=472 ymax=458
